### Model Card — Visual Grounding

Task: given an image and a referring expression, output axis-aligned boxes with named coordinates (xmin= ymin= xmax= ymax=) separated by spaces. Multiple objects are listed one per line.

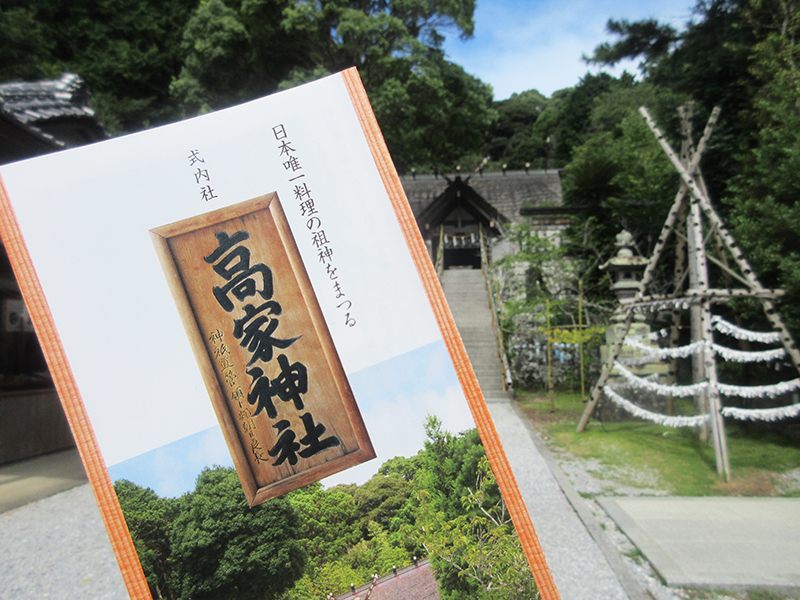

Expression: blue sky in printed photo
xmin=108 ymin=339 xmax=474 ymax=497
xmin=442 ymin=0 xmax=697 ymax=100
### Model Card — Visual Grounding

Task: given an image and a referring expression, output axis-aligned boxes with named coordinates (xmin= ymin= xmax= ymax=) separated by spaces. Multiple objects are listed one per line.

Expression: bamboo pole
xmin=547 ymin=299 xmax=555 ymax=412
xmin=670 ymin=107 xmax=691 ymax=412
xmin=629 ymin=289 xmax=784 ymax=304
xmin=576 ymin=107 xmax=720 ymax=432
xmin=579 ymin=280 xmax=586 ymax=399
xmin=680 ymin=106 xmax=709 ymax=442
xmin=640 ymin=106 xmax=800 ymax=375
xmin=669 ymin=204 xmax=687 ymax=399
xmin=687 ymin=174 xmax=731 ymax=478
xmin=688 ymin=185 xmax=710 ymax=439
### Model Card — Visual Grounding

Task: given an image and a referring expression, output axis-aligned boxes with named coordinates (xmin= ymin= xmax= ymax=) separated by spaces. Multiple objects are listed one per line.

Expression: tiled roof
xmin=0 ymin=73 xmax=95 ymax=125
xmin=0 ymin=107 xmax=63 ymax=148
xmin=0 ymin=73 xmax=107 ymax=163
xmin=401 ymin=170 xmax=563 ymax=224
xmin=335 ymin=560 xmax=441 ymax=600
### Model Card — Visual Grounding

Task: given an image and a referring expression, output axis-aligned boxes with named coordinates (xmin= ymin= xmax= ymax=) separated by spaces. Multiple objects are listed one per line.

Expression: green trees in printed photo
xmin=115 ymin=416 xmax=537 ymax=600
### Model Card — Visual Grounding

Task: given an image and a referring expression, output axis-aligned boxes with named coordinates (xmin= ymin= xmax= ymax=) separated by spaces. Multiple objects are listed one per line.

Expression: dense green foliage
xmin=169 ymin=0 xmax=306 ymax=116
xmin=557 ymin=82 xmax=687 ymax=303
xmin=115 ymin=417 xmax=535 ymax=599
xmin=4 ymin=0 xmax=800 ymax=352
xmin=0 ymin=0 xmax=492 ymax=171
xmin=0 ymin=0 xmax=198 ymax=132
xmin=485 ymin=89 xmax=548 ymax=168
xmin=283 ymin=416 xmax=534 ymax=599
xmin=724 ymin=0 xmax=800 ymax=342
xmin=170 ymin=468 xmax=306 ymax=600
xmin=116 ymin=468 xmax=305 ymax=600
xmin=585 ymin=0 xmax=758 ymax=206
xmin=575 ymin=0 xmax=800 ymax=341
xmin=114 ymin=481 xmax=178 ymax=598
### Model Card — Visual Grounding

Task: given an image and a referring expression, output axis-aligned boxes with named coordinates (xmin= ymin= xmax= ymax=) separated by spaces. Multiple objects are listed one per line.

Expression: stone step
xmin=441 ymin=268 xmax=508 ymax=399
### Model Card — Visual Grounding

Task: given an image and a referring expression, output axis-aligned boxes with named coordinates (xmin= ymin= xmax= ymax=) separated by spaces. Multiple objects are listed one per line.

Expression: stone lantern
xmin=599 ymin=230 xmax=668 ymax=389
xmin=600 ymin=230 xmax=648 ymax=321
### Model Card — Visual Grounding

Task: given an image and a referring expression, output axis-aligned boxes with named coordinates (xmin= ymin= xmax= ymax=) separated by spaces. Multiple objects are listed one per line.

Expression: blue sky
xmin=108 ymin=340 xmax=475 ymax=496
xmin=442 ymin=0 xmax=697 ymax=100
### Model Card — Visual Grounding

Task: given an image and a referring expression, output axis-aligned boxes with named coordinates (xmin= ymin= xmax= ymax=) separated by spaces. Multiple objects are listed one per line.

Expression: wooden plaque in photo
xmin=150 ymin=193 xmax=374 ymax=506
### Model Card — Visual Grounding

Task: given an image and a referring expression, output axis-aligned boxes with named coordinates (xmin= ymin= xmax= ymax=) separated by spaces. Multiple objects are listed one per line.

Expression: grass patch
xmin=623 ymin=547 xmax=644 ymax=563
xmin=516 ymin=388 xmax=800 ymax=497
xmin=515 ymin=389 xmax=586 ymax=423
xmin=748 ymin=589 xmax=800 ymax=600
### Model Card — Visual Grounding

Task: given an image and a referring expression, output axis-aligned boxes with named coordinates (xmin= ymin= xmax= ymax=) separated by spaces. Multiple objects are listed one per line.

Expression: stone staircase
xmin=441 ymin=268 xmax=508 ymax=399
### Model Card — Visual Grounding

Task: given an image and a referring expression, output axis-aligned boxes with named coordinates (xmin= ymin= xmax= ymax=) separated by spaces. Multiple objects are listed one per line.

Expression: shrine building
xmin=400 ymin=167 xmax=572 ymax=270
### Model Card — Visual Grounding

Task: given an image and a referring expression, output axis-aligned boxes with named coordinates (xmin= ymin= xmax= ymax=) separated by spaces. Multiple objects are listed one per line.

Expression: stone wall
xmin=493 ymin=254 xmax=592 ymax=389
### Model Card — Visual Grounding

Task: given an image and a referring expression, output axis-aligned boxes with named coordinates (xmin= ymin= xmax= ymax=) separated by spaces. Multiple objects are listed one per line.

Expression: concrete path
xmin=0 ymin=447 xmax=87 ymax=513
xmin=0 ymin=469 xmax=127 ymax=599
xmin=486 ymin=398 xmax=636 ymax=600
xmin=442 ymin=268 xmax=637 ymax=600
xmin=600 ymin=496 xmax=800 ymax=590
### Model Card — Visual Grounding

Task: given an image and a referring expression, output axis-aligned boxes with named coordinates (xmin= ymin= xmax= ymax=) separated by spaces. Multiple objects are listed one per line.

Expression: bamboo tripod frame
xmin=576 ymin=104 xmax=800 ymax=481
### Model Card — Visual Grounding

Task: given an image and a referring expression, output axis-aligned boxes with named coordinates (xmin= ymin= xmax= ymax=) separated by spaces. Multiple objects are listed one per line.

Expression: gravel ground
xmin=5 ymin=420 xmax=798 ymax=600
xmin=0 ymin=483 xmax=128 ymax=600
xmin=545 ymin=442 xmax=800 ymax=600
xmin=486 ymin=398 xmax=633 ymax=600
xmin=553 ymin=449 xmax=690 ymax=600
xmin=776 ymin=468 xmax=800 ymax=496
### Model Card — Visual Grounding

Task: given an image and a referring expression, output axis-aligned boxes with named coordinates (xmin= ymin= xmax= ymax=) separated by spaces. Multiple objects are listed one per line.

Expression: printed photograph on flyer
xmin=0 ymin=70 xmax=545 ymax=600
xmin=150 ymin=193 xmax=375 ymax=506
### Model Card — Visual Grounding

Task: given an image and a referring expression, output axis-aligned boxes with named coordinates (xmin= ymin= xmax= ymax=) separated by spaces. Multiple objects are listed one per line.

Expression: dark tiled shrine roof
xmin=0 ymin=107 xmax=63 ymax=153
xmin=0 ymin=73 xmax=95 ymax=125
xmin=401 ymin=169 xmax=563 ymax=224
xmin=335 ymin=560 xmax=441 ymax=600
xmin=0 ymin=73 xmax=107 ymax=163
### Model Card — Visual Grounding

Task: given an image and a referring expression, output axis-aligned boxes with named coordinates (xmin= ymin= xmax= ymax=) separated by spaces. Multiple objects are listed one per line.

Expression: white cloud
xmin=443 ymin=0 xmax=695 ymax=99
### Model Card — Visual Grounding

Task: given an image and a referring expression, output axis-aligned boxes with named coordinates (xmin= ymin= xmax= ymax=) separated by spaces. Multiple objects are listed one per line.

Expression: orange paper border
xmin=0 ymin=175 xmax=152 ymax=598
xmin=0 ymin=68 xmax=560 ymax=600
xmin=342 ymin=67 xmax=561 ymax=600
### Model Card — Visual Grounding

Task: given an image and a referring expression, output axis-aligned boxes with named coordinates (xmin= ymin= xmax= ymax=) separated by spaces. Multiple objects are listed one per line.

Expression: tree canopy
xmin=170 ymin=467 xmax=306 ymax=600
xmin=570 ymin=0 xmax=800 ymax=340
xmin=0 ymin=0 xmax=198 ymax=132
xmin=586 ymin=18 xmax=679 ymax=72
xmin=116 ymin=467 xmax=306 ymax=600
xmin=115 ymin=418 xmax=535 ymax=600
xmin=0 ymin=0 xmax=490 ymax=171
xmin=5 ymin=0 xmax=800 ymax=343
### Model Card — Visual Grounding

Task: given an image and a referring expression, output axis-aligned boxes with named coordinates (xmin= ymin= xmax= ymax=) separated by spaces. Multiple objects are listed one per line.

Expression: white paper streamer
xmin=711 ymin=316 xmax=781 ymax=344
xmin=648 ymin=328 xmax=670 ymax=341
xmin=721 ymin=403 xmax=800 ymax=421
xmin=624 ymin=338 xmax=703 ymax=359
xmin=603 ymin=386 xmax=710 ymax=427
xmin=712 ymin=344 xmax=786 ymax=363
xmin=717 ymin=378 xmax=800 ymax=399
xmin=617 ymin=360 xmax=798 ymax=399
xmin=624 ymin=338 xmax=786 ymax=363
xmin=614 ymin=362 xmax=708 ymax=397
xmin=607 ymin=385 xmax=800 ymax=423
xmin=634 ymin=299 xmax=693 ymax=313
